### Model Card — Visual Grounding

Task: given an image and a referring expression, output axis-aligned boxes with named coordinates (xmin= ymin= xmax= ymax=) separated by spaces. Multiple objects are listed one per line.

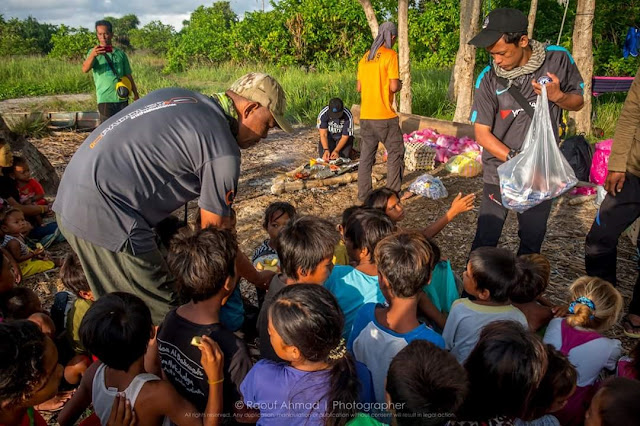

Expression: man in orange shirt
xmin=357 ymin=22 xmax=404 ymax=202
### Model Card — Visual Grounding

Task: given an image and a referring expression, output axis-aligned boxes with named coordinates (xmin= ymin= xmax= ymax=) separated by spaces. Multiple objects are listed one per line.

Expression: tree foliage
xmin=129 ymin=21 xmax=175 ymax=55
xmin=48 ymin=25 xmax=96 ymax=60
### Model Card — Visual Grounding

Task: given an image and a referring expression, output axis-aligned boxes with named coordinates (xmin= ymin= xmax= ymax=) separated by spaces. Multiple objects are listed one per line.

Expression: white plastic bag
xmin=497 ymin=85 xmax=578 ymax=213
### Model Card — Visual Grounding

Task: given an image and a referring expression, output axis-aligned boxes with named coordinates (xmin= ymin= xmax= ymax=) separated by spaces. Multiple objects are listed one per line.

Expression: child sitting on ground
xmin=517 ymin=345 xmax=577 ymax=426
xmin=617 ymin=341 xmax=640 ymax=380
xmin=58 ymin=292 xmax=226 ymax=426
xmin=349 ymin=232 xmax=445 ymax=403
xmin=0 ymin=247 xmax=20 ymax=292
xmin=252 ymin=202 xmax=296 ymax=307
xmin=7 ymin=157 xmax=48 ymax=206
xmin=442 ymin=247 xmax=529 ymax=364
xmin=585 ymin=377 xmax=640 ymax=426
xmin=324 ymin=208 xmax=394 ymax=339
xmin=364 ymin=187 xmax=475 ymax=237
xmin=383 ymin=340 xmax=468 ymax=426
xmin=0 ymin=320 xmax=64 ymax=426
xmin=543 ymin=276 xmax=623 ymax=426
xmin=158 ymin=226 xmax=253 ymax=420
xmin=453 ymin=321 xmax=548 ymax=425
xmin=0 ymin=208 xmax=58 ymax=277
xmin=333 ymin=205 xmax=361 ymax=266
xmin=241 ymin=284 xmax=374 ymax=425
xmin=257 ymin=215 xmax=339 ymax=361
xmin=511 ymin=254 xmax=554 ymax=333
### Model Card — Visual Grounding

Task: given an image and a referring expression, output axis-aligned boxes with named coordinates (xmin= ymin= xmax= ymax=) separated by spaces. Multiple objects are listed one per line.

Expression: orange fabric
xmin=357 ymin=46 xmax=400 ymax=120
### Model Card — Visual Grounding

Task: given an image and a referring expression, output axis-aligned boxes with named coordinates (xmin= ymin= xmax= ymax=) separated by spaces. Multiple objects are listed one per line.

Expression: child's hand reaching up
xmin=447 ymin=193 xmax=476 ymax=219
xmin=552 ymin=305 xmax=569 ymax=318
xmin=198 ymin=336 xmax=224 ymax=385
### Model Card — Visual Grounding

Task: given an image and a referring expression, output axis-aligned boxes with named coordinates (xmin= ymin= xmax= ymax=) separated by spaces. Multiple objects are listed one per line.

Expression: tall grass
xmin=0 ymin=54 xmax=621 ymax=131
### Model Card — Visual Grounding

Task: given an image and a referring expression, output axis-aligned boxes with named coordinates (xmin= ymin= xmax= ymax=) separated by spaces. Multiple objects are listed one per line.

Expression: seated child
xmin=543 ymin=276 xmax=623 ymax=426
xmin=0 ymin=247 xmax=20 ymax=292
xmin=0 ymin=209 xmax=58 ymax=277
xmin=364 ymin=187 xmax=475 ymax=237
xmin=585 ymin=377 xmax=640 ymax=426
xmin=158 ymin=226 xmax=253 ymax=419
xmin=58 ymin=292 xmax=225 ymax=426
xmin=0 ymin=320 xmax=63 ymax=426
xmin=511 ymin=254 xmax=554 ymax=333
xmin=252 ymin=202 xmax=296 ymax=307
xmin=0 ymin=286 xmax=42 ymax=320
xmin=384 ymin=340 xmax=468 ymax=426
xmin=617 ymin=341 xmax=640 ymax=380
xmin=241 ymin=284 xmax=374 ymax=425
xmin=517 ymin=345 xmax=577 ymax=426
xmin=348 ymin=232 xmax=445 ymax=403
xmin=442 ymin=247 xmax=528 ymax=364
xmin=7 ymin=157 xmax=48 ymax=206
xmin=333 ymin=205 xmax=361 ymax=266
xmin=257 ymin=215 xmax=339 ymax=361
xmin=453 ymin=321 xmax=547 ymax=425
xmin=324 ymin=209 xmax=394 ymax=339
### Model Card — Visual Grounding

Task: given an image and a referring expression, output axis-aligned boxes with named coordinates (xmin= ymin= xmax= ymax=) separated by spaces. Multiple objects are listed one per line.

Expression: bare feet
xmin=34 ymin=390 xmax=75 ymax=412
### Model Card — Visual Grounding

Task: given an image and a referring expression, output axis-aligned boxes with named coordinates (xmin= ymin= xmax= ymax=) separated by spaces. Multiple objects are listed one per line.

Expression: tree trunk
xmin=0 ymin=115 xmax=60 ymax=194
xmin=528 ymin=0 xmax=539 ymax=38
xmin=570 ymin=0 xmax=595 ymax=135
xmin=452 ymin=0 xmax=482 ymax=123
xmin=358 ymin=0 xmax=379 ymax=38
xmin=398 ymin=0 xmax=412 ymax=113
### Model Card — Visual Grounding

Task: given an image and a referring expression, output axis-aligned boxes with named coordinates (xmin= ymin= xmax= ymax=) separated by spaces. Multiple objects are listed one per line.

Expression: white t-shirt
xmin=543 ymin=318 xmax=621 ymax=387
xmin=442 ymin=298 xmax=528 ymax=364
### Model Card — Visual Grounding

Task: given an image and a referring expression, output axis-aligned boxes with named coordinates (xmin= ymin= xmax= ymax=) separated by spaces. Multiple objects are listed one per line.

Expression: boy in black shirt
xmin=157 ymin=226 xmax=252 ymax=421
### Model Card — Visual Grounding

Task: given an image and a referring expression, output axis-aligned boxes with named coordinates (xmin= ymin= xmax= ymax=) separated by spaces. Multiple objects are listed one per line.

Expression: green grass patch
xmin=0 ymin=54 xmax=622 ymax=132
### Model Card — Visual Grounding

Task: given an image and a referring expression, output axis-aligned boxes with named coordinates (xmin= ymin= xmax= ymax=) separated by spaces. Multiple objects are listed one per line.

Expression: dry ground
xmin=27 ymin=126 xmax=639 ymax=355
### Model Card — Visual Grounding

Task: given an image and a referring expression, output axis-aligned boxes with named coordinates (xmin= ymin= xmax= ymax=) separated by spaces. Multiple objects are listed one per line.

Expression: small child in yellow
xmin=0 ymin=209 xmax=57 ymax=277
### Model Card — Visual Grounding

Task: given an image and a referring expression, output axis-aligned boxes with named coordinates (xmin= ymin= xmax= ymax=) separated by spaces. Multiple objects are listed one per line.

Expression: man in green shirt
xmin=82 ymin=20 xmax=139 ymax=122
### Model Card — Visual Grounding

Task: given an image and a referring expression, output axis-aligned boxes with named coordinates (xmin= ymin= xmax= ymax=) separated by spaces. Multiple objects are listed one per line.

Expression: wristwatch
xmin=507 ymin=149 xmax=520 ymax=160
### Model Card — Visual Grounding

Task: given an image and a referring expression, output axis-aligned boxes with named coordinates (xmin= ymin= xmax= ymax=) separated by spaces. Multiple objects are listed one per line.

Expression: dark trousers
xmin=585 ymin=172 xmax=640 ymax=315
xmin=98 ymin=101 xmax=128 ymax=123
xmin=317 ymin=136 xmax=354 ymax=159
xmin=357 ymin=117 xmax=404 ymax=201
xmin=470 ymin=183 xmax=554 ymax=255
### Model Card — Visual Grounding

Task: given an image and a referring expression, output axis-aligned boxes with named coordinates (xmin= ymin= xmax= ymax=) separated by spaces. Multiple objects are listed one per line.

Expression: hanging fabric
xmin=623 ymin=27 xmax=640 ymax=58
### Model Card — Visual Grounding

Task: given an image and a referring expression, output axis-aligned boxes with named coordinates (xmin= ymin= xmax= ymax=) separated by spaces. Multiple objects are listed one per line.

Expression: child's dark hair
xmin=276 ymin=216 xmax=339 ymax=280
xmin=263 ymin=202 xmax=296 ymax=230
xmin=594 ymin=377 xmax=640 ymax=425
xmin=344 ymin=209 xmax=394 ymax=262
xmin=468 ymin=247 xmax=525 ymax=303
xmin=375 ymin=232 xmax=438 ymax=298
xmin=79 ymin=292 xmax=152 ymax=371
xmin=340 ymin=206 xmax=362 ymax=229
xmin=60 ymin=253 xmax=90 ymax=296
xmin=0 ymin=208 xmax=21 ymax=226
xmin=4 ymin=156 xmax=27 ymax=176
xmin=167 ymin=226 xmax=237 ymax=303
xmin=0 ymin=320 xmax=47 ymax=407
xmin=387 ymin=340 xmax=468 ymax=425
xmin=0 ymin=287 xmax=42 ymax=319
xmin=525 ymin=345 xmax=577 ymax=420
xmin=511 ymin=254 xmax=551 ymax=303
xmin=154 ymin=215 xmax=183 ymax=248
xmin=364 ymin=188 xmax=398 ymax=211
xmin=269 ymin=284 xmax=358 ymax=426
xmin=460 ymin=320 xmax=547 ymax=421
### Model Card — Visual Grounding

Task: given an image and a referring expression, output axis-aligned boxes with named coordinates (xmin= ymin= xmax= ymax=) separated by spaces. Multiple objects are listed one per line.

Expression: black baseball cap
xmin=328 ymin=98 xmax=344 ymax=119
xmin=468 ymin=8 xmax=528 ymax=48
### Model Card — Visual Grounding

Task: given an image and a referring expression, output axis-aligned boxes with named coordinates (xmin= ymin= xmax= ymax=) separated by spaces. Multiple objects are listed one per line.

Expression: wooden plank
xmin=350 ymin=104 xmax=475 ymax=138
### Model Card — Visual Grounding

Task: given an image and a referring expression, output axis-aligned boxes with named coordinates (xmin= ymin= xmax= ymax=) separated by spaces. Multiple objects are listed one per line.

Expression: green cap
xmin=229 ymin=72 xmax=292 ymax=133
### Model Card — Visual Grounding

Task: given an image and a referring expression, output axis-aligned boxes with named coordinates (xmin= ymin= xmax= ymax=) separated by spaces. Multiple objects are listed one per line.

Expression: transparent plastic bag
xmin=497 ymin=85 xmax=578 ymax=213
xmin=408 ymin=174 xmax=448 ymax=199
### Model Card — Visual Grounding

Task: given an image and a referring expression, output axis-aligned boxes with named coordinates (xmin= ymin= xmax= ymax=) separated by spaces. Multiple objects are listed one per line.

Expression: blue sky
xmin=0 ymin=0 xmax=272 ymax=31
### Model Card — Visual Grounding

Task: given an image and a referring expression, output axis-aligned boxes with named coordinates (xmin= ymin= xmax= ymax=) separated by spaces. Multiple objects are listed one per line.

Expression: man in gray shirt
xmin=468 ymin=8 xmax=584 ymax=255
xmin=54 ymin=73 xmax=292 ymax=325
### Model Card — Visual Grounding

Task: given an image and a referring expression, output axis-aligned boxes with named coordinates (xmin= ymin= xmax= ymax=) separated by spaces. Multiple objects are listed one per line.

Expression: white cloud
xmin=0 ymin=0 xmax=273 ymax=31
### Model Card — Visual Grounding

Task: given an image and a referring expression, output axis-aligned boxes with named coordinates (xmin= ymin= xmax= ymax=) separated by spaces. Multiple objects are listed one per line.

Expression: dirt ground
xmin=26 ymin=125 xmax=640 ymax=357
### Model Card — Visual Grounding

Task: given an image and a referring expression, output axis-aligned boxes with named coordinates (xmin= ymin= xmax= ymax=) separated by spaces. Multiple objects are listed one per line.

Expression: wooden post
xmin=570 ymin=0 xmax=595 ymax=135
xmin=358 ymin=0 xmax=379 ymax=38
xmin=528 ymin=0 xmax=539 ymax=38
xmin=398 ymin=0 xmax=412 ymax=113
xmin=452 ymin=0 xmax=482 ymax=123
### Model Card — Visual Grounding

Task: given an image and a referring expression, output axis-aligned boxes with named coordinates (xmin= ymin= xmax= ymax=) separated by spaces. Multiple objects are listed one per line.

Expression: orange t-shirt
xmin=357 ymin=46 xmax=400 ymax=120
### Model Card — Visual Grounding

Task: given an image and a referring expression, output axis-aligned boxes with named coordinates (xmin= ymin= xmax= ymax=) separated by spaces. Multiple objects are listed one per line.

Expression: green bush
xmin=49 ymin=25 xmax=96 ymax=60
xmin=130 ymin=21 xmax=175 ymax=55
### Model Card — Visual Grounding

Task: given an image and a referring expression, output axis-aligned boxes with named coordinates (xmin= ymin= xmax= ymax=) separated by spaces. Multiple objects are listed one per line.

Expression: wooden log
xmin=271 ymin=171 xmax=385 ymax=195
xmin=350 ymin=104 xmax=475 ymax=139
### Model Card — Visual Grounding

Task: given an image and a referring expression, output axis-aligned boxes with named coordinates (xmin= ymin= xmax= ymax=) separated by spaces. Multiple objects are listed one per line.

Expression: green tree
xmin=129 ymin=21 xmax=175 ymax=55
xmin=48 ymin=25 xmax=96 ymax=60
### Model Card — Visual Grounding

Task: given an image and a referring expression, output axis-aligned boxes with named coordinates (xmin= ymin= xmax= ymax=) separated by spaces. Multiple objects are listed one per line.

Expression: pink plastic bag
xmin=590 ymin=139 xmax=613 ymax=185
